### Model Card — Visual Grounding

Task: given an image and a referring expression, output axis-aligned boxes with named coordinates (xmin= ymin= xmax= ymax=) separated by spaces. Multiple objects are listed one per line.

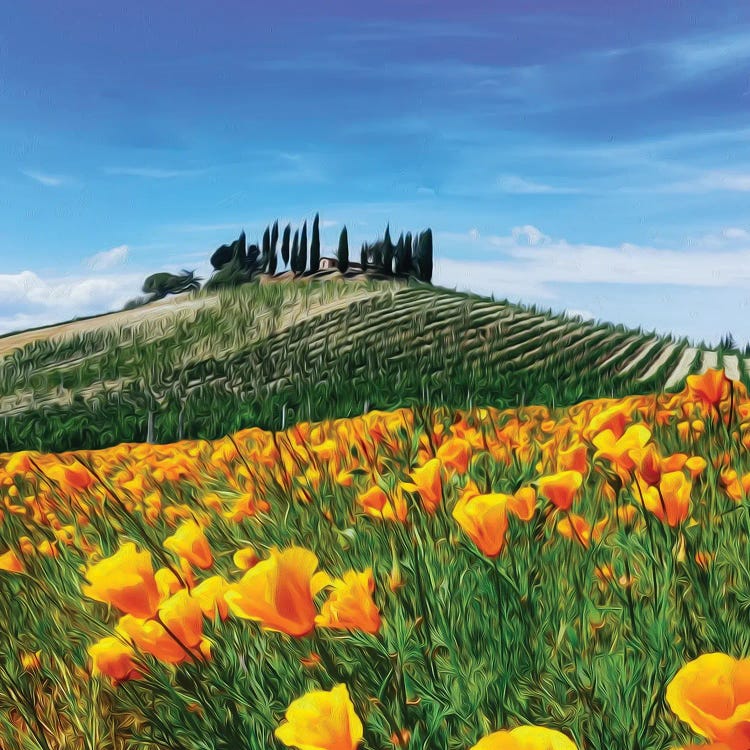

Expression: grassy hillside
xmin=0 ymin=278 xmax=745 ymax=453
xmin=0 ymin=372 xmax=747 ymax=749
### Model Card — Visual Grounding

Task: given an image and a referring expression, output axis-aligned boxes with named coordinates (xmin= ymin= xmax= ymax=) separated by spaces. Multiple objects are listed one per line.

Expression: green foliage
xmin=281 ymin=224 xmax=291 ymax=268
xmin=415 ymin=229 xmax=433 ymax=283
xmin=338 ymin=226 xmax=349 ymax=273
xmin=211 ymin=231 xmax=246 ymax=270
xmin=141 ymin=270 xmax=201 ymax=299
xmin=262 ymin=227 xmax=271 ymax=272
xmin=204 ymin=255 xmax=255 ymax=292
xmin=291 ymin=229 xmax=299 ymax=274
xmin=310 ymin=213 xmax=321 ymax=274
xmin=299 ymin=221 xmax=308 ymax=275
xmin=122 ymin=295 xmax=158 ymax=310
xmin=269 ymin=221 xmax=279 ymax=276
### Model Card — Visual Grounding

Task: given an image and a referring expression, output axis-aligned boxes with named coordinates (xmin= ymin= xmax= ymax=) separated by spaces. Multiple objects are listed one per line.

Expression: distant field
xmin=0 ymin=278 xmax=745 ymax=453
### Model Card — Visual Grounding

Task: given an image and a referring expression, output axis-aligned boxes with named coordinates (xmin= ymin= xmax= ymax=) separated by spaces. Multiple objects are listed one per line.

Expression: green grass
xmin=0 ymin=278 xmax=732 ymax=454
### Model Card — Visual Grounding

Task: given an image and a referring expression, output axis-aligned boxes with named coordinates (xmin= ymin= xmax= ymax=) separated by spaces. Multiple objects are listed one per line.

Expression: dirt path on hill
xmin=0 ymin=295 xmax=221 ymax=359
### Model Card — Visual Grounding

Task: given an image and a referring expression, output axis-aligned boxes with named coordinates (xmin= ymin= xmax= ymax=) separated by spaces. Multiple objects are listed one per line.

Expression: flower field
xmin=1 ymin=369 xmax=750 ymax=748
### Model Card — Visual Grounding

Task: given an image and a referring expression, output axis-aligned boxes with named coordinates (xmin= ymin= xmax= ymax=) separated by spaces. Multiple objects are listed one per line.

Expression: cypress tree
xmin=382 ymin=225 xmax=394 ymax=275
xmin=291 ymin=229 xmax=300 ymax=275
xmin=419 ymin=228 xmax=433 ymax=282
xmin=261 ymin=227 xmax=271 ymax=272
xmin=235 ymin=230 xmax=247 ymax=265
xmin=299 ymin=221 xmax=308 ymax=274
xmin=337 ymin=226 xmax=349 ymax=273
xmin=400 ymin=232 xmax=413 ymax=276
xmin=383 ymin=224 xmax=392 ymax=253
xmin=412 ymin=231 xmax=422 ymax=278
xmin=281 ymin=224 xmax=291 ymax=267
xmin=370 ymin=240 xmax=383 ymax=271
xmin=269 ymin=221 xmax=279 ymax=276
xmin=246 ymin=243 xmax=261 ymax=274
xmin=310 ymin=213 xmax=321 ymax=273
xmin=360 ymin=243 xmax=368 ymax=272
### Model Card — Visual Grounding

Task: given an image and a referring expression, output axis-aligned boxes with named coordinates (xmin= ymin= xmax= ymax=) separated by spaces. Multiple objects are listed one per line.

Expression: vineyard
xmin=0 ymin=368 xmax=748 ymax=749
xmin=0 ymin=280 xmax=745 ymax=454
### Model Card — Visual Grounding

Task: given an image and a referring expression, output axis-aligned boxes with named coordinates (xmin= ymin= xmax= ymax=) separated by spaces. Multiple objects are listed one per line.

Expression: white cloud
xmin=511 ymin=225 xmax=549 ymax=246
xmin=665 ymin=32 xmax=750 ymax=79
xmin=87 ymin=245 xmax=129 ymax=271
xmin=667 ymin=170 xmax=750 ymax=193
xmin=433 ymin=224 xmax=750 ymax=343
xmin=434 ymin=224 xmax=750 ymax=298
xmin=22 ymin=170 xmax=69 ymax=187
xmin=565 ymin=309 xmax=596 ymax=321
xmin=0 ymin=265 xmax=155 ymax=335
xmin=0 ymin=271 xmax=142 ymax=311
xmin=497 ymin=175 xmax=580 ymax=195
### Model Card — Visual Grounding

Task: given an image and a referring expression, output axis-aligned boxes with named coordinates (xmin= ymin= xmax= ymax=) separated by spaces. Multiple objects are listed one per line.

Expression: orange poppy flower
xmin=83 ymin=543 xmax=161 ymax=618
xmin=666 ymin=653 xmax=750 ymax=749
xmin=686 ymin=456 xmax=708 ymax=479
xmin=191 ymin=576 xmax=230 ymax=621
xmin=536 ymin=471 xmax=584 ymax=511
xmin=585 ymin=401 xmax=633 ymax=439
xmin=233 ymin=547 xmax=259 ymax=571
xmin=88 ymin=636 xmax=142 ymax=682
xmin=470 ymin=725 xmax=578 ymax=749
xmin=557 ymin=514 xmax=608 ymax=549
xmin=452 ymin=492 xmax=510 ymax=557
xmin=643 ymin=471 xmax=692 ymax=526
xmin=47 ymin=461 xmax=96 ymax=493
xmin=720 ymin=470 xmax=744 ymax=503
xmin=436 ymin=437 xmax=472 ymax=474
xmin=164 ymin=519 xmax=214 ymax=570
xmin=593 ymin=424 xmax=652 ymax=483
xmin=158 ymin=589 xmax=204 ymax=649
xmin=617 ymin=504 xmax=638 ymax=528
xmin=507 ymin=486 xmax=537 ymax=521
xmin=154 ymin=567 xmax=182 ymax=602
xmin=117 ymin=615 xmax=190 ymax=664
xmin=0 ymin=549 xmax=23 ymax=573
xmin=315 ymin=569 xmax=381 ymax=634
xmin=557 ymin=444 xmax=589 ymax=474
xmin=275 ymin=683 xmax=363 ymax=750
xmin=686 ymin=369 xmax=731 ymax=410
xmin=224 ymin=547 xmax=331 ymax=637
xmin=401 ymin=458 xmax=442 ymax=514
xmin=635 ymin=444 xmax=687 ymax=487
xmin=358 ymin=485 xmax=407 ymax=523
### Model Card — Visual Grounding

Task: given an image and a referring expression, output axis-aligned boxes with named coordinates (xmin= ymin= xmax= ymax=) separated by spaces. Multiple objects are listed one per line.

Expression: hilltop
xmin=0 ymin=278 xmax=745 ymax=454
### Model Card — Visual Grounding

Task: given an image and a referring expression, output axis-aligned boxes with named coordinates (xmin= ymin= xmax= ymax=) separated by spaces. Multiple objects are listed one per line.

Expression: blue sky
xmin=2 ymin=1 xmax=750 ymax=345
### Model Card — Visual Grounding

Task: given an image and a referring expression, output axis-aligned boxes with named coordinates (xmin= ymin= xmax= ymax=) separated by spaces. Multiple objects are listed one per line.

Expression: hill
xmin=0 ymin=278 xmax=745 ymax=453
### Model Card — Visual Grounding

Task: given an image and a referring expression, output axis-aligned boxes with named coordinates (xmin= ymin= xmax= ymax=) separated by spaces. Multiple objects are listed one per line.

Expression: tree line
xmin=135 ymin=213 xmax=433 ymax=302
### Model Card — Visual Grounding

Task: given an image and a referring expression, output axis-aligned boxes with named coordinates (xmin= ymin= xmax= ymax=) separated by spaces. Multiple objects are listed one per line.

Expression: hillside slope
xmin=0 ymin=278 xmax=744 ymax=452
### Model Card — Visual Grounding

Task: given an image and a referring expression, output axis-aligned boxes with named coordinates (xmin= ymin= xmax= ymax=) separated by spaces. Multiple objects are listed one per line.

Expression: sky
xmin=2 ymin=1 xmax=750 ymax=346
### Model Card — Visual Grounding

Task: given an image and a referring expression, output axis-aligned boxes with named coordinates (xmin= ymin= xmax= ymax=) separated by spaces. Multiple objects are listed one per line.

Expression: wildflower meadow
xmin=0 ymin=369 xmax=748 ymax=749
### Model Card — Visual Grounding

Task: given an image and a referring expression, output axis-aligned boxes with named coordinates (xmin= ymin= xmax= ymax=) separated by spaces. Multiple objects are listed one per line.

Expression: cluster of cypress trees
xmin=358 ymin=226 xmax=433 ymax=283
xmin=207 ymin=213 xmax=433 ymax=285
